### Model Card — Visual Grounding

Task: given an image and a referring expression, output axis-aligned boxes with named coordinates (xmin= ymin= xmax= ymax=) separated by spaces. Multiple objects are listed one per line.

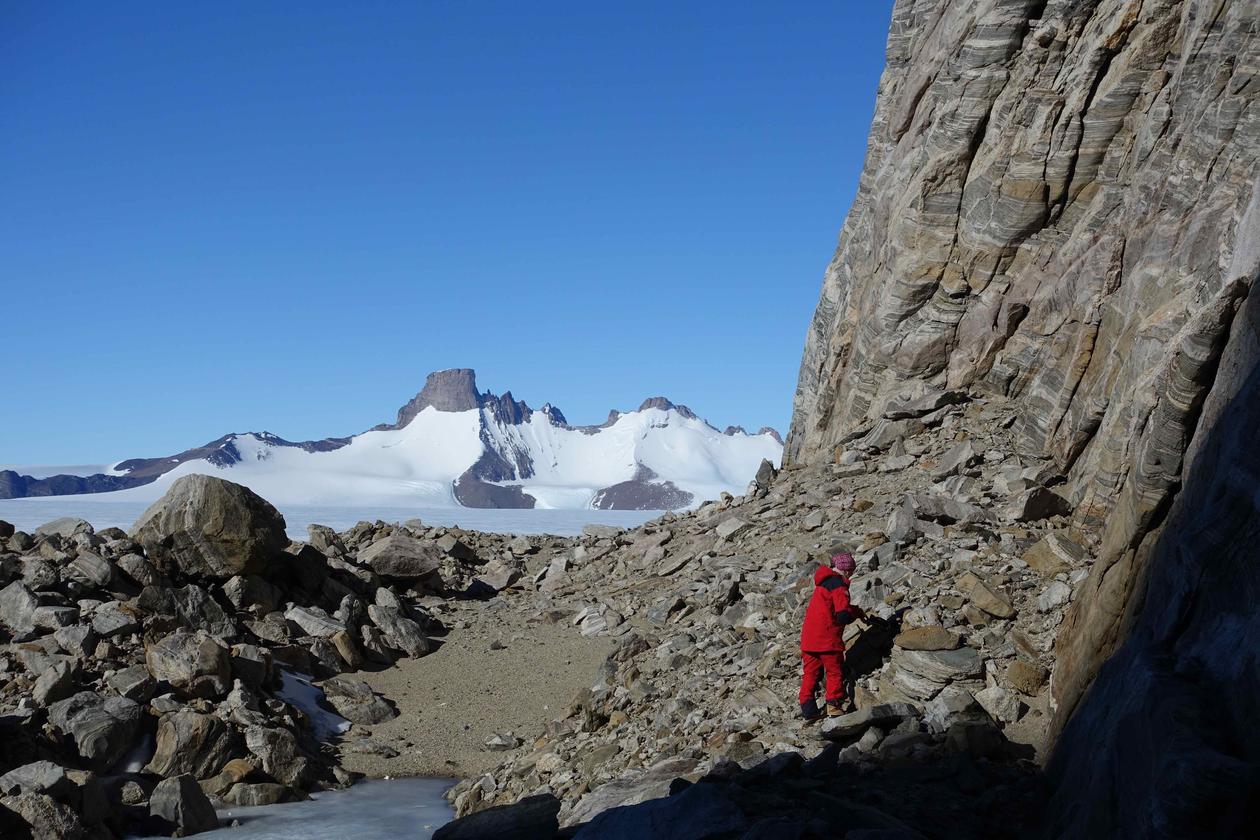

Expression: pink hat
xmin=831 ymin=552 xmax=856 ymax=573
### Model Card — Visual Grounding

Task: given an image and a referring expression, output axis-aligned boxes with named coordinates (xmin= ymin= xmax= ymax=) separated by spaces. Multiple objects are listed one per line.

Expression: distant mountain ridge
xmin=0 ymin=369 xmax=782 ymax=510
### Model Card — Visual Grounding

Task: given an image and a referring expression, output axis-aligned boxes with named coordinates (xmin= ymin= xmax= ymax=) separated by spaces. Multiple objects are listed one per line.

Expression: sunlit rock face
xmin=787 ymin=0 xmax=1258 ymax=706
xmin=787 ymin=0 xmax=1260 ymax=832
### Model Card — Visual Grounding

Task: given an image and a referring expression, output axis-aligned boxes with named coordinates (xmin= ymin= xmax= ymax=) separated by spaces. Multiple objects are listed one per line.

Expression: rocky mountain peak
xmin=394 ymin=369 xmax=483 ymax=425
xmin=636 ymin=397 xmax=698 ymax=420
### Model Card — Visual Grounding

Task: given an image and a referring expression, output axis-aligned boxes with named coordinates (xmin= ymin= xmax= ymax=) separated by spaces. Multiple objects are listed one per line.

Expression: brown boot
xmin=825 ymin=700 xmax=845 ymax=717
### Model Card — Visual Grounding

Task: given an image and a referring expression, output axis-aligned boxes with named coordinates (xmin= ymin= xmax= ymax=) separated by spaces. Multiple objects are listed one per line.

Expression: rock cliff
xmin=786 ymin=0 xmax=1260 ymax=833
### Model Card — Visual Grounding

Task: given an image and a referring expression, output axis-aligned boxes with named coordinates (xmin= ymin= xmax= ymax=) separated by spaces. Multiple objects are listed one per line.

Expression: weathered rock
xmin=130 ymin=474 xmax=287 ymax=579
xmin=65 ymin=552 xmax=113 ymax=589
xmin=819 ymin=702 xmax=919 ymax=741
xmin=0 ymin=581 xmax=39 ymax=635
xmin=975 ymin=685 xmax=1022 ymax=724
xmin=320 ymin=675 xmax=397 ymax=725
xmin=572 ymin=782 xmax=748 ymax=840
xmin=224 ymin=782 xmax=291 ymax=807
xmin=223 ymin=574 xmax=281 ymax=613
xmin=46 ymin=691 xmax=141 ymax=771
xmin=1004 ymin=659 xmax=1048 ymax=696
xmin=145 ymin=629 xmax=232 ymax=698
xmin=146 ymin=710 xmax=236 ymax=779
xmin=968 ymin=580 xmax=1015 ymax=619
xmin=1022 ymin=531 xmax=1088 ymax=577
xmin=32 ymin=661 xmax=77 ymax=706
xmin=581 ymin=524 xmax=622 ymax=540
xmin=366 ymin=605 xmax=431 ymax=657
xmin=90 ymin=601 xmax=139 ymax=637
xmin=893 ymin=625 xmax=960 ymax=652
xmin=1004 ymin=488 xmax=1072 ymax=523
xmin=0 ymin=792 xmax=89 ymax=840
xmin=715 ymin=518 xmax=751 ymax=541
xmin=244 ymin=726 xmax=307 ymax=787
xmin=105 ymin=664 xmax=155 ymax=702
xmin=34 ymin=518 xmax=92 ymax=539
xmin=149 ymin=774 xmax=219 ymax=835
xmin=358 ymin=534 xmax=443 ymax=588
xmin=891 ymin=647 xmax=983 ymax=685
xmin=566 ymin=756 xmax=700 ymax=825
xmin=0 ymin=762 xmax=72 ymax=799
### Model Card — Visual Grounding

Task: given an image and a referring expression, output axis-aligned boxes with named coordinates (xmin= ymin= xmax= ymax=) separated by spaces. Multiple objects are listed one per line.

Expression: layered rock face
xmin=786 ymin=0 xmax=1260 ymax=832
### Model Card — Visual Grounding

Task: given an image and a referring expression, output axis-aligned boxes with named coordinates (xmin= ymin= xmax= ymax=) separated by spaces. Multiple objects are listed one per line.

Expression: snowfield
xmin=5 ymin=399 xmax=782 ymax=511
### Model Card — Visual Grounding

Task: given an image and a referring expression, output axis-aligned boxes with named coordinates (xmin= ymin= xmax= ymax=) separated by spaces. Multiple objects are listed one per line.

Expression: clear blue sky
xmin=2 ymin=1 xmax=894 ymax=464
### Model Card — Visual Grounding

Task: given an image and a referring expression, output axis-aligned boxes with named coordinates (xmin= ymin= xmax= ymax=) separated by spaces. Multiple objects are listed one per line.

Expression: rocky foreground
xmin=1 ymin=387 xmax=1088 ymax=839
xmin=0 ymin=473 xmax=556 ymax=838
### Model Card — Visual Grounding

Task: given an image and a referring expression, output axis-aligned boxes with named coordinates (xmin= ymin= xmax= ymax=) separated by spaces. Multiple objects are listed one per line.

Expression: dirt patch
xmin=337 ymin=596 xmax=613 ymax=779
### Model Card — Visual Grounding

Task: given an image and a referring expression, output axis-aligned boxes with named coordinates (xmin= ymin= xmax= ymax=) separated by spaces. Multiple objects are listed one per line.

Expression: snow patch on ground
xmin=275 ymin=670 xmax=350 ymax=742
xmin=131 ymin=778 xmax=454 ymax=839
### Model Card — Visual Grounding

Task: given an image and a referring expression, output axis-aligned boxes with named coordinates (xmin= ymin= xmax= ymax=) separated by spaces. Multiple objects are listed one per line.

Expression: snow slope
xmin=5 ymin=371 xmax=783 ymax=510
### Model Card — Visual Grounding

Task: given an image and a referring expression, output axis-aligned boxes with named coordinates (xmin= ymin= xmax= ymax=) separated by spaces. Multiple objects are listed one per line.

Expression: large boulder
xmin=357 ymin=534 xmax=443 ymax=588
xmin=149 ymin=774 xmax=218 ymax=835
xmin=146 ymin=710 xmax=237 ymax=779
xmin=46 ymin=692 xmax=142 ymax=772
xmin=145 ymin=629 xmax=232 ymax=698
xmin=129 ymin=475 xmax=287 ymax=579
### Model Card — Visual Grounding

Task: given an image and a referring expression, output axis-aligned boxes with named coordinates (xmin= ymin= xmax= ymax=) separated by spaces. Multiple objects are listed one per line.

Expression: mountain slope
xmin=1 ymin=369 xmax=782 ymax=510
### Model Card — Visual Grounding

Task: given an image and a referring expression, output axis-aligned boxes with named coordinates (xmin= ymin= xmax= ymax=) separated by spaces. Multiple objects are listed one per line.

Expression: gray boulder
xmin=819 ymin=702 xmax=920 ymax=741
xmin=0 ymin=762 xmax=71 ymax=799
xmin=146 ymin=710 xmax=237 ymax=779
xmin=130 ymin=474 xmax=287 ymax=579
xmin=145 ymin=629 xmax=232 ymax=698
xmin=367 ymin=604 xmax=432 ymax=657
xmin=358 ymin=534 xmax=443 ymax=588
xmin=321 ymin=675 xmax=397 ymax=724
xmin=46 ymin=691 xmax=141 ymax=771
xmin=34 ymin=518 xmax=92 ymax=539
xmin=149 ymin=774 xmax=218 ymax=835
xmin=0 ymin=792 xmax=89 ymax=840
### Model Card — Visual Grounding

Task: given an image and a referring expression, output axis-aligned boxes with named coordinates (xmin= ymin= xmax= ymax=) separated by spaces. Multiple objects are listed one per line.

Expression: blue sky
xmin=1 ymin=1 xmax=894 ymax=464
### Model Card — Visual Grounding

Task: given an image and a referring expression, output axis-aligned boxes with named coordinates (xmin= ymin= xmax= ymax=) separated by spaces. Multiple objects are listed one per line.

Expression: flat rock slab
xmin=820 ymin=702 xmax=920 ymax=740
xmin=894 ymin=625 xmax=961 ymax=651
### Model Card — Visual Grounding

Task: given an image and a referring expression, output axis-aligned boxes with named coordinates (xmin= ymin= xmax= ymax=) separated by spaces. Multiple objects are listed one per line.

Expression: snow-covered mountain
xmin=0 ymin=369 xmax=782 ymax=510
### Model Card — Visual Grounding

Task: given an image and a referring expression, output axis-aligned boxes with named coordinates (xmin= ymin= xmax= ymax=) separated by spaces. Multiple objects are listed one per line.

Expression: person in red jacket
xmin=799 ymin=552 xmax=866 ymax=720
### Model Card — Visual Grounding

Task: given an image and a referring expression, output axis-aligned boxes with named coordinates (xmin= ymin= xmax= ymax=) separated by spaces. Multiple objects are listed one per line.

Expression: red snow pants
xmin=799 ymin=650 xmax=845 ymax=705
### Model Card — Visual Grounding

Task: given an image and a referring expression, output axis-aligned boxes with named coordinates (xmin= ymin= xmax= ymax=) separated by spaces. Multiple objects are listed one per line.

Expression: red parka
xmin=800 ymin=566 xmax=858 ymax=651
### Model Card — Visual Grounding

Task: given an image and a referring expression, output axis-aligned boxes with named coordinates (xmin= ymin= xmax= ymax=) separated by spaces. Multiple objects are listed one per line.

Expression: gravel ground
xmin=337 ymin=596 xmax=613 ymax=780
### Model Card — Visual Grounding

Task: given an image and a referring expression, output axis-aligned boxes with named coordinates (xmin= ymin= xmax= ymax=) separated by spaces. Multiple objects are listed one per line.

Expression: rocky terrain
xmin=1 ymin=386 xmax=1084 ymax=838
xmin=0 ymin=473 xmax=581 ymax=838
xmin=432 ymin=388 xmax=1085 ymax=837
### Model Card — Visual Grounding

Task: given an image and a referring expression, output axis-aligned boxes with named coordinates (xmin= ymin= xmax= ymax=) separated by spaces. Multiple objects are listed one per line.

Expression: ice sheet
xmin=0 ymin=498 xmax=661 ymax=538
xmin=128 ymin=777 xmax=454 ymax=839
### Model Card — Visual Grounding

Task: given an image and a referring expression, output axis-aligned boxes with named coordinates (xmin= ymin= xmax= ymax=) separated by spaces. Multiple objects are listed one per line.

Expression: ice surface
xmin=129 ymin=777 xmax=454 ymax=839
xmin=0 ymin=498 xmax=660 ymax=538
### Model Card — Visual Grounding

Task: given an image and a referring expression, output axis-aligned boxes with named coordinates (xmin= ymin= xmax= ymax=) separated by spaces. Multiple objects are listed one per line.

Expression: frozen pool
xmin=132 ymin=778 xmax=455 ymax=839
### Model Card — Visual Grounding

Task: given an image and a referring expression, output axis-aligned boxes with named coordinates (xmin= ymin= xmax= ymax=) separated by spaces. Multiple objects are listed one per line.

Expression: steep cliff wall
xmin=1046 ymin=197 xmax=1260 ymax=836
xmin=787 ymin=0 xmax=1258 ymax=724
